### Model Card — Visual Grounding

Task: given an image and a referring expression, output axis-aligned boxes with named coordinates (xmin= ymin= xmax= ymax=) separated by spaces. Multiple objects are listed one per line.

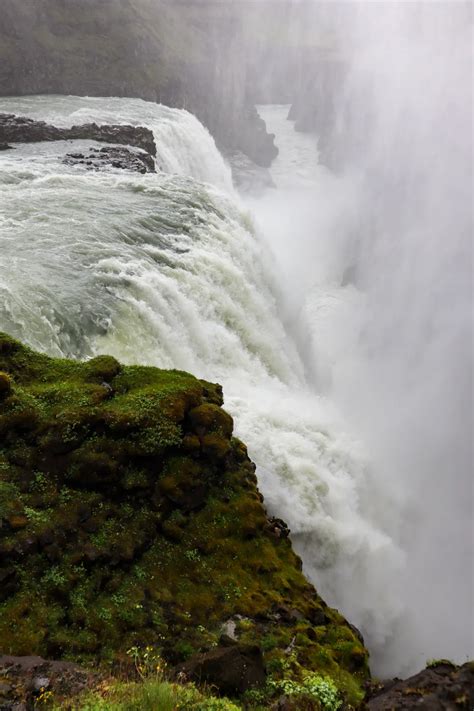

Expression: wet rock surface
xmin=64 ymin=145 xmax=156 ymax=174
xmin=0 ymin=113 xmax=156 ymax=156
xmin=366 ymin=661 xmax=474 ymax=710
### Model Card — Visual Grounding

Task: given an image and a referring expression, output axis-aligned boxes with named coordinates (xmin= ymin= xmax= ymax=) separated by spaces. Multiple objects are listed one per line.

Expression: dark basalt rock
xmin=176 ymin=644 xmax=266 ymax=695
xmin=366 ymin=660 xmax=474 ymax=710
xmin=266 ymin=517 xmax=290 ymax=539
xmin=0 ymin=113 xmax=156 ymax=156
xmin=237 ymin=105 xmax=279 ymax=168
xmin=0 ymin=142 xmax=13 ymax=150
xmin=64 ymin=145 xmax=156 ymax=174
xmin=0 ymin=656 xmax=98 ymax=710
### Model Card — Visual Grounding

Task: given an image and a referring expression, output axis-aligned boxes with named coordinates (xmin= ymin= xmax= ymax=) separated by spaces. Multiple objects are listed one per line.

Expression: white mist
xmin=249 ymin=1 xmax=473 ymax=676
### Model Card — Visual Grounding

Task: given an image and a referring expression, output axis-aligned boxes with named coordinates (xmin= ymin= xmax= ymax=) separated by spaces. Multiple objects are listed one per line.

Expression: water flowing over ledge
xmin=0 ymin=90 xmax=469 ymax=679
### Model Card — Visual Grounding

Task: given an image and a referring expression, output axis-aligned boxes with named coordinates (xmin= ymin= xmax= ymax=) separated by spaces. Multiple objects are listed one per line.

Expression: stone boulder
xmin=64 ymin=145 xmax=156 ymax=174
xmin=366 ymin=660 xmax=474 ymax=710
xmin=176 ymin=643 xmax=266 ymax=695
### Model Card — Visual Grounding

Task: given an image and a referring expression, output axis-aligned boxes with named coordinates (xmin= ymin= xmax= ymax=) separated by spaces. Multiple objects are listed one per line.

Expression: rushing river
xmin=0 ymin=93 xmax=471 ymax=676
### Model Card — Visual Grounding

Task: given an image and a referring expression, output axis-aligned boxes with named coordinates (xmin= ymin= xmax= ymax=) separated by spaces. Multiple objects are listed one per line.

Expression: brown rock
xmin=0 ymin=655 xmax=98 ymax=708
xmin=367 ymin=661 xmax=474 ymax=710
xmin=176 ymin=644 xmax=266 ymax=695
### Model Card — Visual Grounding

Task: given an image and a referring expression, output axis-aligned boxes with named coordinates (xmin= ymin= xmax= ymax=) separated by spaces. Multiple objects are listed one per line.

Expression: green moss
xmin=188 ymin=403 xmax=233 ymax=437
xmin=0 ymin=370 xmax=12 ymax=397
xmin=0 ymin=332 xmax=369 ymax=705
xmin=84 ymin=355 xmax=122 ymax=382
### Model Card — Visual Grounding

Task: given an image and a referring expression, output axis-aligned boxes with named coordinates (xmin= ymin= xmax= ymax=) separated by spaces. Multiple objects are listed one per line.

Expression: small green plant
xmin=126 ymin=645 xmax=165 ymax=679
xmin=268 ymin=673 xmax=342 ymax=711
xmin=42 ymin=566 xmax=67 ymax=588
xmin=24 ymin=506 xmax=51 ymax=525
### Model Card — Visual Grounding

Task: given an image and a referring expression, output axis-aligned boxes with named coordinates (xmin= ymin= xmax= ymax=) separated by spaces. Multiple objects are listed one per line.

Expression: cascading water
xmin=0 ymin=93 xmax=405 ymax=672
xmin=0 ymin=96 xmax=233 ymax=190
xmin=0 ymin=29 xmax=471 ymax=678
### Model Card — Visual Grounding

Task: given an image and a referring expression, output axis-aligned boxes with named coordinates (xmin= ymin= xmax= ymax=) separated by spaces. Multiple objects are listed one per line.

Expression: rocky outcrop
xmin=235 ymin=105 xmax=278 ymax=168
xmin=0 ymin=113 xmax=156 ymax=156
xmin=366 ymin=661 xmax=474 ymax=710
xmin=0 ymin=332 xmax=368 ymax=705
xmin=64 ymin=146 xmax=156 ymax=174
xmin=0 ymin=113 xmax=157 ymax=173
xmin=0 ymin=656 xmax=98 ymax=711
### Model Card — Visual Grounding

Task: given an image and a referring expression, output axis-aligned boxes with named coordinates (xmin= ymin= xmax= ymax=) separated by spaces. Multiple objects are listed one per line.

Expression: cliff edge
xmin=0 ymin=332 xmax=368 ymax=706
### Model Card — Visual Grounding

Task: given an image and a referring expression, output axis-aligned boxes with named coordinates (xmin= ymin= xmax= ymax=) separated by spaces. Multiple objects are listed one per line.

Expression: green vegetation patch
xmin=0 ymin=332 xmax=369 ymax=705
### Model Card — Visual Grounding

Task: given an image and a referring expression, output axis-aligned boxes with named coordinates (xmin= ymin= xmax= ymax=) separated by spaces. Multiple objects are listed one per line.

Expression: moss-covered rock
xmin=0 ymin=371 xmax=12 ymax=398
xmin=0 ymin=332 xmax=369 ymax=704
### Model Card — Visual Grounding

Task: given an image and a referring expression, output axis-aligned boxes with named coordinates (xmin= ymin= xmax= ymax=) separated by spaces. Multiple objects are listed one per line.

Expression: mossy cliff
xmin=0 ymin=332 xmax=369 ymax=705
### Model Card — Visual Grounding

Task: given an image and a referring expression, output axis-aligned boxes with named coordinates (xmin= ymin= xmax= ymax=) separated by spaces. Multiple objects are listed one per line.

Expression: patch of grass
xmin=53 ymin=676 xmax=241 ymax=711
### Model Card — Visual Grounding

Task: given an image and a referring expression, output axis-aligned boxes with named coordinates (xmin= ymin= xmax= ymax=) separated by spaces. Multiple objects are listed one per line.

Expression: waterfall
xmin=1 ymin=81 xmax=470 ymax=677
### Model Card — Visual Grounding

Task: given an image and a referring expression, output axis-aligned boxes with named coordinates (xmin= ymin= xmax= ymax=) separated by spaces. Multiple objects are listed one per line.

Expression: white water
xmin=249 ymin=0 xmax=473 ymax=674
xmin=0 ymin=96 xmax=233 ymax=190
xmin=0 ymin=88 xmax=470 ymax=676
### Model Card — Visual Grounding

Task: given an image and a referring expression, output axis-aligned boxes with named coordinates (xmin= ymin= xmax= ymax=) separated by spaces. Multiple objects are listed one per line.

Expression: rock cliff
xmin=0 ymin=332 xmax=368 ymax=706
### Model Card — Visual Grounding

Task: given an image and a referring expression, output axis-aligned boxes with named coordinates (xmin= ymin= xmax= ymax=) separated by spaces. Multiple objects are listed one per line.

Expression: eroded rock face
xmin=366 ymin=661 xmax=474 ymax=710
xmin=0 ymin=113 xmax=156 ymax=156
